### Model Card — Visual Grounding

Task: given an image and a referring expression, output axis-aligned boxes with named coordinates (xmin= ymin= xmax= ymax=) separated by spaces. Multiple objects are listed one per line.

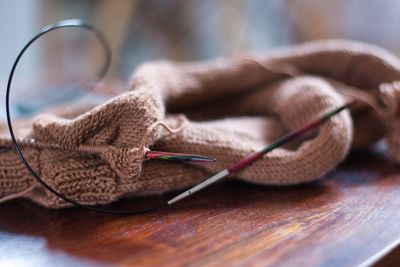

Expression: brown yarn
xmin=2 ymin=39 xmax=400 ymax=208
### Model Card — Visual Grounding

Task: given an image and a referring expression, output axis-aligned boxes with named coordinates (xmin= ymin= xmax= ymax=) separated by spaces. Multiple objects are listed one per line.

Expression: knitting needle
xmin=167 ymin=101 xmax=355 ymax=205
xmin=0 ymin=143 xmax=216 ymax=163
xmin=145 ymin=150 xmax=216 ymax=162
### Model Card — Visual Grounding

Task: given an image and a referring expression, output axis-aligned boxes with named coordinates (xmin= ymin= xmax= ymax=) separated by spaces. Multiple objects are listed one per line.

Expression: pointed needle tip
xmin=191 ymin=157 xmax=216 ymax=163
xmin=146 ymin=150 xmax=216 ymax=163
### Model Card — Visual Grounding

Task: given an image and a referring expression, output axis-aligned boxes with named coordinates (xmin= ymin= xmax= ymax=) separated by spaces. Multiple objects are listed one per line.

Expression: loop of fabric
xmin=379 ymin=81 xmax=400 ymax=118
xmin=138 ymin=114 xmax=189 ymax=158
xmin=0 ymin=184 xmax=35 ymax=204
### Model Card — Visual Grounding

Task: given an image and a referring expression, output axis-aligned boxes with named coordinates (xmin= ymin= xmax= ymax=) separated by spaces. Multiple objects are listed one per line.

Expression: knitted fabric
xmin=1 ymin=39 xmax=400 ymax=208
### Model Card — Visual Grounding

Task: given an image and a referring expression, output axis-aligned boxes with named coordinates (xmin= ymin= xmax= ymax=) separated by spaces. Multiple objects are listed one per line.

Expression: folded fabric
xmin=1 ymin=39 xmax=399 ymax=208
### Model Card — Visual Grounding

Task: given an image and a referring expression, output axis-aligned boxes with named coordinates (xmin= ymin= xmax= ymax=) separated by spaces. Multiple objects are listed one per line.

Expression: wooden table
xmin=1 ymin=146 xmax=400 ymax=267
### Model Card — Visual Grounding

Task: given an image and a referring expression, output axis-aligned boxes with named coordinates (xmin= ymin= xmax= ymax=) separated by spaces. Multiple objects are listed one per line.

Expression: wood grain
xmin=1 ymin=146 xmax=400 ymax=267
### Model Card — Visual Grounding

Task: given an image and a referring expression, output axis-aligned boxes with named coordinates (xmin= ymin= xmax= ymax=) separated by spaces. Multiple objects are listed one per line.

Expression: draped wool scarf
xmin=1 ymin=40 xmax=400 ymax=208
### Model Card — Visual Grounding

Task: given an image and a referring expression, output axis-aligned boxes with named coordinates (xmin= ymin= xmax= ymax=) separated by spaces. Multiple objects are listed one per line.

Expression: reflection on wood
xmin=0 ymin=147 xmax=399 ymax=266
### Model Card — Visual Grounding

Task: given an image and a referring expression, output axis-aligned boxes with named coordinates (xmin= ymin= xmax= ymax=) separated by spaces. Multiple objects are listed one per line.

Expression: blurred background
xmin=2 ymin=0 xmax=400 ymax=119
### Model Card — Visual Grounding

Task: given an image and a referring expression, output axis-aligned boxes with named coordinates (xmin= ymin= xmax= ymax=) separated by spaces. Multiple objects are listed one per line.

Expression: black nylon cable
xmin=5 ymin=19 xmax=167 ymax=215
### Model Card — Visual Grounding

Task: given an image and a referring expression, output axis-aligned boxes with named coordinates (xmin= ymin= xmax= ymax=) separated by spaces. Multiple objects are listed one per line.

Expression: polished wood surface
xmin=1 ymin=146 xmax=400 ymax=267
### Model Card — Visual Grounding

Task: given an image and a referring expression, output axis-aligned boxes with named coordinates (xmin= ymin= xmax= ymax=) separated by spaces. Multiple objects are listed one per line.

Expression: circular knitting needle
xmin=167 ymin=100 xmax=355 ymax=205
xmin=6 ymin=19 xmax=355 ymax=215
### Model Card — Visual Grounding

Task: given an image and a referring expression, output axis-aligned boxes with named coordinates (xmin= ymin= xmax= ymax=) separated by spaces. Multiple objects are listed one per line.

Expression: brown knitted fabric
xmin=1 ymin=39 xmax=400 ymax=208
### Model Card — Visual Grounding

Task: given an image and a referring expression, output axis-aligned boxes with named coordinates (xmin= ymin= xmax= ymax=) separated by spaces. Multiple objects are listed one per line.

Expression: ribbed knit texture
xmin=1 ymin=39 xmax=400 ymax=208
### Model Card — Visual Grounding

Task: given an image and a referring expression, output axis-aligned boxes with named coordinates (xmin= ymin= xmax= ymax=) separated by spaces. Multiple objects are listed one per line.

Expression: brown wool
xmin=1 ymin=40 xmax=400 ymax=208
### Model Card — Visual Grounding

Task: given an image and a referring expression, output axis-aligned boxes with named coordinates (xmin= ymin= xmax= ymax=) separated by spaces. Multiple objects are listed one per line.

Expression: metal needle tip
xmin=146 ymin=150 xmax=216 ymax=163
